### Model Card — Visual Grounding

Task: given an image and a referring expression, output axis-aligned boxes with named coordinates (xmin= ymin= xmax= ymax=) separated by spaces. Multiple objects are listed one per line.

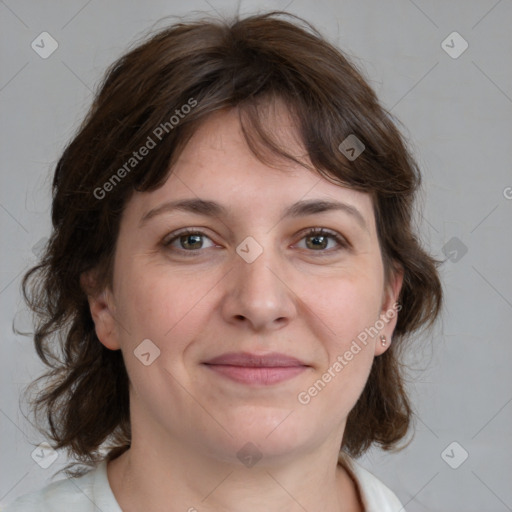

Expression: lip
xmin=202 ymin=352 xmax=310 ymax=386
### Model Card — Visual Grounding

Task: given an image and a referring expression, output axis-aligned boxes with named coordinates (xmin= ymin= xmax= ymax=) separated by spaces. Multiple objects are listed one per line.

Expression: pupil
xmin=307 ymin=235 xmax=327 ymax=250
xmin=183 ymin=234 xmax=202 ymax=249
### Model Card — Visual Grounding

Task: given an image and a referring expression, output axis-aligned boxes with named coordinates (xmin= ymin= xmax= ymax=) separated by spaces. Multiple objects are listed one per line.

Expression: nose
xmin=220 ymin=245 xmax=297 ymax=332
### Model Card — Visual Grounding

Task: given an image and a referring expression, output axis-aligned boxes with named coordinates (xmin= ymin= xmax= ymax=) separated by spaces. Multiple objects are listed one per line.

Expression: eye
xmin=295 ymin=228 xmax=348 ymax=252
xmin=163 ymin=229 xmax=216 ymax=253
xmin=162 ymin=227 xmax=348 ymax=256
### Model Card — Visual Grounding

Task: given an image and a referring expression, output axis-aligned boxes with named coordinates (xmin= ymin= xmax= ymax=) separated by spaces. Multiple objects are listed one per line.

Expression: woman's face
xmin=89 ymin=107 xmax=402 ymax=465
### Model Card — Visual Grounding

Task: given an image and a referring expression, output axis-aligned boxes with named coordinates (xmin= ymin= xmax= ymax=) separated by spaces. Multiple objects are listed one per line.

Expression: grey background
xmin=1 ymin=0 xmax=511 ymax=510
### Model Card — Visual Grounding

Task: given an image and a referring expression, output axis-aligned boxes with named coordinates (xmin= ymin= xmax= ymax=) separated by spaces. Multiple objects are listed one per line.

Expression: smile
xmin=202 ymin=352 xmax=310 ymax=386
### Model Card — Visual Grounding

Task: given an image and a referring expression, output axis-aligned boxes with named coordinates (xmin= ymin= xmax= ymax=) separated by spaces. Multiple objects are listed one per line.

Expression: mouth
xmin=202 ymin=352 xmax=310 ymax=386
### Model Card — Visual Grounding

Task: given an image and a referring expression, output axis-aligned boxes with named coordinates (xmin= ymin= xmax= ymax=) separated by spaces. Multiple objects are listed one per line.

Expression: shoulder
xmin=2 ymin=461 xmax=121 ymax=512
xmin=340 ymin=455 xmax=407 ymax=512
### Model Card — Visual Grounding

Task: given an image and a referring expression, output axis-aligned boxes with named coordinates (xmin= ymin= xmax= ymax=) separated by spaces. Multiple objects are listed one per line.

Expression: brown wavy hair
xmin=20 ymin=11 xmax=442 ymax=476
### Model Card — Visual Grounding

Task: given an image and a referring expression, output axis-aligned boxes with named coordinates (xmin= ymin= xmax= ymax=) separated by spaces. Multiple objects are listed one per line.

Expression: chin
xmin=208 ymin=415 xmax=312 ymax=464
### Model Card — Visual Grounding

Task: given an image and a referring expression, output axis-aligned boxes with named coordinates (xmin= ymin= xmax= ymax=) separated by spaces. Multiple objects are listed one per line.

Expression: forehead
xmin=124 ymin=106 xmax=376 ymax=231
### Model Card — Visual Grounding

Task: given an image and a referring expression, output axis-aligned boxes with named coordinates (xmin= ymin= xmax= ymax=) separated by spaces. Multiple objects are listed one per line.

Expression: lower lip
xmin=203 ymin=364 xmax=308 ymax=385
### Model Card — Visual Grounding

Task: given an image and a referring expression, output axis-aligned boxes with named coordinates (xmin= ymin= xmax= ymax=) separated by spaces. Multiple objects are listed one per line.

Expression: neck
xmin=107 ymin=436 xmax=362 ymax=512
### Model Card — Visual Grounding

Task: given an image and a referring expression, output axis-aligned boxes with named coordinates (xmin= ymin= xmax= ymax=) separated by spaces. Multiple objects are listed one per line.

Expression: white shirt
xmin=3 ymin=457 xmax=406 ymax=511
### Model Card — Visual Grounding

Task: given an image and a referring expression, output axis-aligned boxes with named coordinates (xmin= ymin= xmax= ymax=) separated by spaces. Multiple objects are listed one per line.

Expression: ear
xmin=80 ymin=271 xmax=121 ymax=351
xmin=374 ymin=265 xmax=404 ymax=356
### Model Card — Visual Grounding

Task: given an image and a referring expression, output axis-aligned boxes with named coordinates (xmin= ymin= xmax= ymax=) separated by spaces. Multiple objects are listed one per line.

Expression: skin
xmin=86 ymin=104 xmax=403 ymax=512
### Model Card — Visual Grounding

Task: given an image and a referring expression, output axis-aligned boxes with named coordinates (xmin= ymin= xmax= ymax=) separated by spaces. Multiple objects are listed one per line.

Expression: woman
xmin=7 ymin=11 xmax=442 ymax=512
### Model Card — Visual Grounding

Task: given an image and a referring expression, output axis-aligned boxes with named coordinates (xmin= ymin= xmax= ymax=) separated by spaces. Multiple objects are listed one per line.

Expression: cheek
xmin=294 ymin=267 xmax=382 ymax=403
xmin=299 ymin=268 xmax=384 ymax=344
xmin=113 ymin=258 xmax=216 ymax=353
xmin=113 ymin=262 xmax=215 ymax=409
xmin=295 ymin=277 xmax=379 ymax=425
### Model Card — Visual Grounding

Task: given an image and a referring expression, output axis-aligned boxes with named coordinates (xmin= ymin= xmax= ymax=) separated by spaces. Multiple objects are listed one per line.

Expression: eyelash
xmin=162 ymin=227 xmax=349 ymax=257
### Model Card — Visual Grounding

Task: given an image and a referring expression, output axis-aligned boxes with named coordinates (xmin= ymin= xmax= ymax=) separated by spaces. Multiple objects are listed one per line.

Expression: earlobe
xmin=375 ymin=267 xmax=404 ymax=356
xmin=81 ymin=273 xmax=120 ymax=351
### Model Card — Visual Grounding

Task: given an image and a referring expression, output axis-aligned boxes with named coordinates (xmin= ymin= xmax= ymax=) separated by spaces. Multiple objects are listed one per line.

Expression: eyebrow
xmin=139 ymin=198 xmax=367 ymax=229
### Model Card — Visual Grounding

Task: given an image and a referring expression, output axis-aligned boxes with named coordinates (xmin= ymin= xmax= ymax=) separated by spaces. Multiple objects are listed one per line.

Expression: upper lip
xmin=203 ymin=352 xmax=309 ymax=367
